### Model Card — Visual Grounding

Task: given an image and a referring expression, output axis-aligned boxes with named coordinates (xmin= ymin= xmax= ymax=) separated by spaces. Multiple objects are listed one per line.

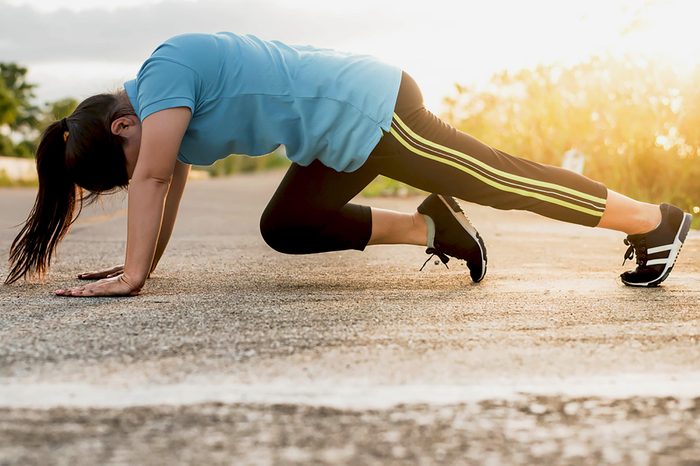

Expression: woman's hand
xmin=78 ymin=264 xmax=124 ymax=280
xmin=54 ymin=274 xmax=140 ymax=297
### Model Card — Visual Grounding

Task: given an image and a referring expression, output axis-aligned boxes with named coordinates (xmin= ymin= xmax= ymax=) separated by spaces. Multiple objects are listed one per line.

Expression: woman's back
xmin=124 ymin=32 xmax=402 ymax=171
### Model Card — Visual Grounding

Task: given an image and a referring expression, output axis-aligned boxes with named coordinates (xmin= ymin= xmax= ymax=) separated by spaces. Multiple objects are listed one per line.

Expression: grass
xmin=361 ymin=176 xmax=425 ymax=198
xmin=0 ymin=170 xmax=37 ymax=187
xmin=202 ymin=150 xmax=290 ymax=177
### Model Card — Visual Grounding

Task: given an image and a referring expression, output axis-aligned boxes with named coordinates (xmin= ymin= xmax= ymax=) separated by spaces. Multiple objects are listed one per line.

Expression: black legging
xmin=259 ymin=72 xmax=608 ymax=254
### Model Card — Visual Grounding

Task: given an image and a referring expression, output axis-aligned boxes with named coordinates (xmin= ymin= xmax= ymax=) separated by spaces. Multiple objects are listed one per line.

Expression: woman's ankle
xmin=412 ymin=211 xmax=429 ymax=246
xmin=596 ymin=190 xmax=663 ymax=235
xmin=627 ymin=203 xmax=662 ymax=235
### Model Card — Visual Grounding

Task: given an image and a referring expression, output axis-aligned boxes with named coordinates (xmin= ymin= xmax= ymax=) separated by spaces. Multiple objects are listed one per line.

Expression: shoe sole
xmin=621 ymin=212 xmax=693 ymax=287
xmin=437 ymin=194 xmax=487 ymax=282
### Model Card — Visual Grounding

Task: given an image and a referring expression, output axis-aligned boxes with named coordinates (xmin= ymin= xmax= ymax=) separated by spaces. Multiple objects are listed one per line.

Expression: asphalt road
xmin=1 ymin=171 xmax=699 ymax=465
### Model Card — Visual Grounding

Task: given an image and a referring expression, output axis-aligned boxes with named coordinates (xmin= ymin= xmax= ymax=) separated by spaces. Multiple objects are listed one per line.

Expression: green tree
xmin=0 ymin=62 xmax=79 ymax=158
xmin=44 ymin=97 xmax=78 ymax=121
xmin=0 ymin=63 xmax=42 ymax=157
xmin=34 ymin=97 xmax=78 ymax=133
xmin=0 ymin=80 xmax=19 ymax=126
xmin=0 ymin=63 xmax=39 ymax=132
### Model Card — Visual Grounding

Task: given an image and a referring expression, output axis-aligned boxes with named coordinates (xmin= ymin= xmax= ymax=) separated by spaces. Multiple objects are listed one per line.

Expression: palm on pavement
xmin=55 ymin=275 xmax=139 ymax=297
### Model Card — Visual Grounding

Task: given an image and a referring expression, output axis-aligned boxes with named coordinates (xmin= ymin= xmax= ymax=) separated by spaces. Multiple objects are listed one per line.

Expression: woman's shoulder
xmin=152 ymin=32 xmax=221 ymax=58
xmin=140 ymin=33 xmax=233 ymax=80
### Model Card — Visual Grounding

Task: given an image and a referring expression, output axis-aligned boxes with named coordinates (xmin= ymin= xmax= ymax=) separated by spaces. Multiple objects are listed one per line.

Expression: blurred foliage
xmin=0 ymin=63 xmax=38 ymax=131
xmin=0 ymin=62 xmax=77 ymax=158
xmin=201 ymin=146 xmax=290 ymax=176
xmin=0 ymin=169 xmax=37 ymax=187
xmin=361 ymin=175 xmax=425 ymax=197
xmin=441 ymin=56 xmax=700 ymax=214
xmin=40 ymin=97 xmax=78 ymax=123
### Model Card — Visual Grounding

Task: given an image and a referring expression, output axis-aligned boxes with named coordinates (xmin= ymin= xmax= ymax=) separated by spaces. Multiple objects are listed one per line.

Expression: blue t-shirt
xmin=124 ymin=32 xmax=402 ymax=172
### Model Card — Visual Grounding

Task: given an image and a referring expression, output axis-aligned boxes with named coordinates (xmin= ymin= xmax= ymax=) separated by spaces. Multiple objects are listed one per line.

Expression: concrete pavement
xmin=1 ymin=171 xmax=699 ymax=465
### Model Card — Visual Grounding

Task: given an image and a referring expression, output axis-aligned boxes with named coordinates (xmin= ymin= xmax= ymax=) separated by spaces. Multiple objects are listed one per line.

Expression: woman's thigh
xmin=262 ymin=159 xmax=378 ymax=222
xmin=366 ymin=108 xmax=607 ymax=227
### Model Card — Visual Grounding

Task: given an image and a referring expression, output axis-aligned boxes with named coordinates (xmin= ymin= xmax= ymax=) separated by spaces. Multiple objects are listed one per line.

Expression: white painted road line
xmin=2 ymin=373 xmax=700 ymax=410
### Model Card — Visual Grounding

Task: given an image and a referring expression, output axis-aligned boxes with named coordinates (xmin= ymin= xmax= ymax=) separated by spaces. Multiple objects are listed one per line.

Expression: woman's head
xmin=4 ymin=91 xmax=140 ymax=284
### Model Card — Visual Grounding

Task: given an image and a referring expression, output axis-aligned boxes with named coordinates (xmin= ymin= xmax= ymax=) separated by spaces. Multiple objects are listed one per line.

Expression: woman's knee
xmin=259 ymin=208 xmax=291 ymax=253
xmin=259 ymin=206 xmax=316 ymax=254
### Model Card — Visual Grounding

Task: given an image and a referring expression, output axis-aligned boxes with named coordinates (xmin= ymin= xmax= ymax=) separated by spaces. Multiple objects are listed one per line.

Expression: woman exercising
xmin=4 ymin=32 xmax=693 ymax=295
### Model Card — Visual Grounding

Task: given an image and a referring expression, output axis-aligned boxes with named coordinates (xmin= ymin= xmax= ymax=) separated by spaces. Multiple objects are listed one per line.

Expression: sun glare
xmin=6 ymin=0 xmax=700 ymax=111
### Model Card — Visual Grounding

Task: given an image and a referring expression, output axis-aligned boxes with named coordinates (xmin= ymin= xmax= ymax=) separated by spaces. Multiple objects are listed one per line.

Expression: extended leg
xmin=360 ymin=71 xmax=690 ymax=286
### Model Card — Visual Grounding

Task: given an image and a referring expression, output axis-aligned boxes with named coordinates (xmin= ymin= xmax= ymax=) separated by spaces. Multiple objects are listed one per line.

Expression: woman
xmin=4 ymin=32 xmax=693 ymax=296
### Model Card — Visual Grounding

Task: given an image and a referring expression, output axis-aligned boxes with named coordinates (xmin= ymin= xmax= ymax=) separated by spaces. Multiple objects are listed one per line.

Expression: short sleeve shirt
xmin=123 ymin=32 xmax=402 ymax=172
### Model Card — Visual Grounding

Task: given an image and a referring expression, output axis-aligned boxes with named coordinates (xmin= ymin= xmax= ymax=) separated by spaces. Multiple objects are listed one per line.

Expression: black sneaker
xmin=620 ymin=203 xmax=692 ymax=287
xmin=417 ymin=193 xmax=487 ymax=283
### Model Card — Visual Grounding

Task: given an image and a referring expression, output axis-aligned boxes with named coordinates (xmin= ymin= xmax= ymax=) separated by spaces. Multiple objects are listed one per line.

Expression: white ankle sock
xmin=422 ymin=214 xmax=436 ymax=248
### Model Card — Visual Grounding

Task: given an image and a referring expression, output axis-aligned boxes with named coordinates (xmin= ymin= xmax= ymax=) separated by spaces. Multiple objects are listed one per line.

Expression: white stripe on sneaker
xmin=437 ymin=195 xmax=478 ymax=237
xmin=437 ymin=194 xmax=487 ymax=282
xmin=647 ymin=244 xmax=674 ymax=255
xmin=646 ymin=258 xmax=669 ymax=266
xmin=623 ymin=212 xmax=692 ymax=287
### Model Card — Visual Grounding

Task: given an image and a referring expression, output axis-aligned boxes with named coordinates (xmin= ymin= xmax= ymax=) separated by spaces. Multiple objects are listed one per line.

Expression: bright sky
xmin=3 ymin=0 xmax=700 ymax=112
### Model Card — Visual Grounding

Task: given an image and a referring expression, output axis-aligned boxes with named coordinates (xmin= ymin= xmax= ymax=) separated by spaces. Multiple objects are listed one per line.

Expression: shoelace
xmin=419 ymin=247 xmax=450 ymax=271
xmin=622 ymin=237 xmax=647 ymax=266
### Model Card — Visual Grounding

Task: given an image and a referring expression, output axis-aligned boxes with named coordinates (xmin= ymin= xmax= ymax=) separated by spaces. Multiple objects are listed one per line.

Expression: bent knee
xmin=260 ymin=211 xmax=304 ymax=254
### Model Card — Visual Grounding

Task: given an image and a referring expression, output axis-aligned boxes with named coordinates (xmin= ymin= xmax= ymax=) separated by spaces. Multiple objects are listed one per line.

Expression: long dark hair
xmin=4 ymin=93 xmax=133 ymax=284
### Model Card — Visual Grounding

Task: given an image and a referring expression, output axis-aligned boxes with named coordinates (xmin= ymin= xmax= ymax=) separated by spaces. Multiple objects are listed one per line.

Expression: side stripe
xmin=393 ymin=113 xmax=608 ymax=206
xmin=646 ymin=258 xmax=668 ymax=266
xmin=647 ymin=244 xmax=673 ymax=255
xmin=389 ymin=126 xmax=605 ymax=218
xmin=391 ymin=120 xmax=606 ymax=213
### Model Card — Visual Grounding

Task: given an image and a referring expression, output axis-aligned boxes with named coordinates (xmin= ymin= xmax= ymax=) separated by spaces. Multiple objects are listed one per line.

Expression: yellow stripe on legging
xmin=393 ymin=113 xmax=607 ymax=206
xmin=389 ymin=126 xmax=604 ymax=218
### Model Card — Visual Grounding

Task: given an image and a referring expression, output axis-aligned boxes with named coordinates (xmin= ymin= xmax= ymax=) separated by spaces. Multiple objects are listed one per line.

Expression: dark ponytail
xmin=4 ymin=93 xmax=131 ymax=284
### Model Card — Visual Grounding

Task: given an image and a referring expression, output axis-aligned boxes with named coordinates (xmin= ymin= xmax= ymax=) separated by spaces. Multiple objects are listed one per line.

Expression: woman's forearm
xmin=123 ymin=177 xmax=171 ymax=289
xmin=150 ymin=194 xmax=179 ymax=273
xmin=151 ymin=212 xmax=175 ymax=274
xmin=150 ymin=162 xmax=190 ymax=274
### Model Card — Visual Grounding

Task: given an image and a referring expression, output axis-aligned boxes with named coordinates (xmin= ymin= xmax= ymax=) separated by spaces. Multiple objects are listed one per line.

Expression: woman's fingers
xmin=80 ymin=271 xmax=105 ymax=279
xmin=62 ymin=286 xmax=93 ymax=296
xmin=55 ymin=275 xmax=136 ymax=298
xmin=77 ymin=265 xmax=124 ymax=280
xmin=55 ymin=286 xmax=91 ymax=296
xmin=55 ymin=284 xmax=87 ymax=295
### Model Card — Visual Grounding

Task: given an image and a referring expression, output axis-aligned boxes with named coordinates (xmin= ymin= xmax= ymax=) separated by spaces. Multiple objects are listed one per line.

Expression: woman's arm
xmin=150 ymin=160 xmax=191 ymax=275
xmin=121 ymin=107 xmax=192 ymax=291
xmin=55 ymin=107 xmax=191 ymax=297
xmin=75 ymin=160 xmax=191 ymax=281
